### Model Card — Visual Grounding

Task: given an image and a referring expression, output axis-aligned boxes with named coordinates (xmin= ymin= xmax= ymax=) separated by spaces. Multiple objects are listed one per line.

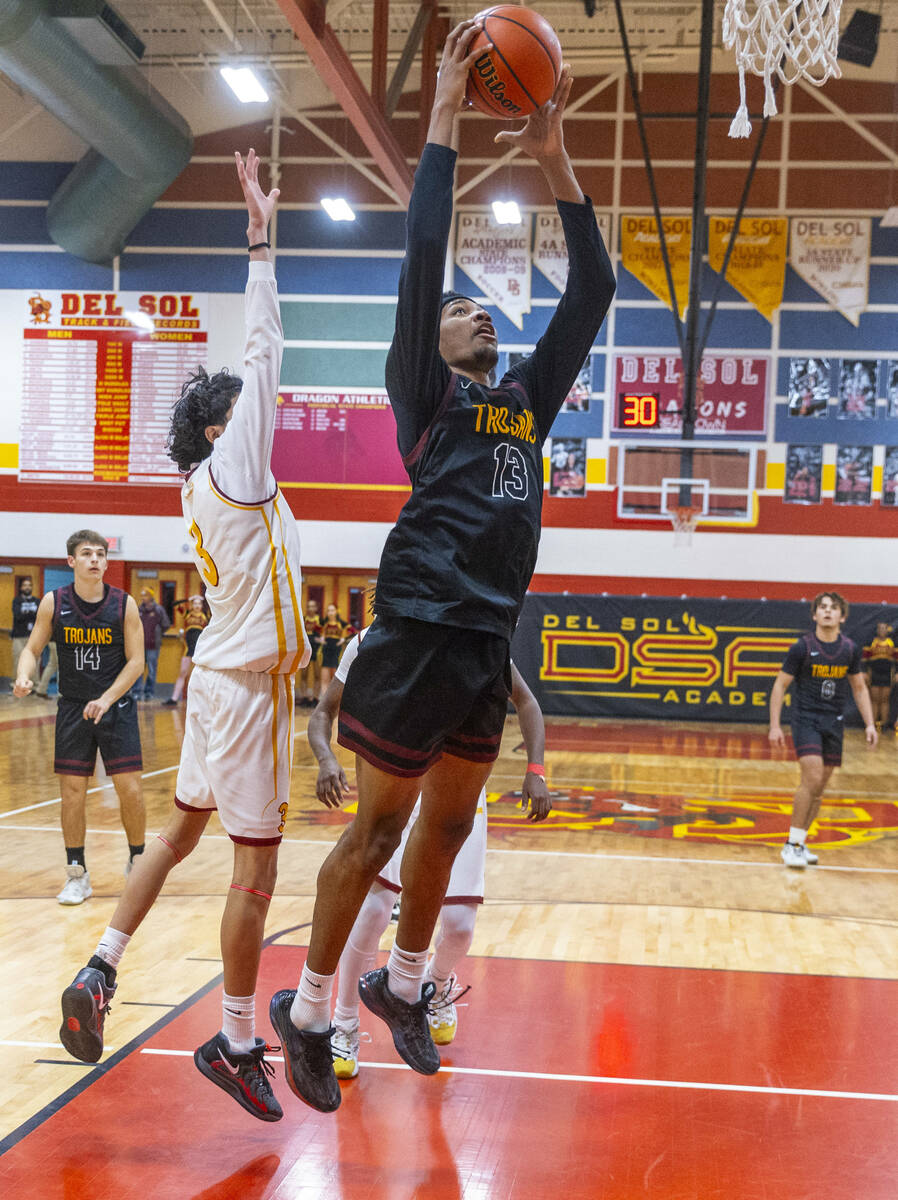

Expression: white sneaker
xmin=803 ymin=845 xmax=819 ymax=865
xmin=331 ymin=1023 xmax=360 ymax=1079
xmin=426 ymin=975 xmax=470 ymax=1046
xmin=781 ymin=842 xmax=808 ymax=869
xmin=57 ymin=865 xmax=92 ymax=904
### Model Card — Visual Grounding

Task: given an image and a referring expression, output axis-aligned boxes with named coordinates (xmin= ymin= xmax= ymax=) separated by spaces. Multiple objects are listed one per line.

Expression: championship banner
xmin=612 ymin=353 xmax=768 ymax=435
xmin=455 ymin=209 xmax=531 ymax=329
xmin=789 ymin=217 xmax=871 ymax=326
xmin=707 ymin=216 xmax=787 ymax=321
xmin=511 ymin=594 xmax=887 ymax=722
xmin=533 ymin=211 xmax=611 ymax=293
xmin=620 ymin=215 xmax=691 ymax=317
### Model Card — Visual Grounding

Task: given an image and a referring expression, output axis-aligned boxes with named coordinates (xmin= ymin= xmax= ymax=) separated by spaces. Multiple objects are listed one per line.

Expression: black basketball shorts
xmin=869 ymin=662 xmax=893 ymax=689
xmin=790 ymin=712 xmax=844 ymax=766
xmin=54 ymin=694 xmax=143 ymax=777
xmin=337 ymin=615 xmax=511 ymax=777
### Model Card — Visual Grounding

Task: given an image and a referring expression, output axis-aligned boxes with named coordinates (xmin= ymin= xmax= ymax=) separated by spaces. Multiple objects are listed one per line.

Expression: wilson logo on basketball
xmin=471 ymin=53 xmax=523 ymax=115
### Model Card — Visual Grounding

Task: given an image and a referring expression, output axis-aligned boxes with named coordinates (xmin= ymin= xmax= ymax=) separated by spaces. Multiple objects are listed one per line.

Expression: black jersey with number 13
xmin=378 ymin=143 xmax=616 ymax=640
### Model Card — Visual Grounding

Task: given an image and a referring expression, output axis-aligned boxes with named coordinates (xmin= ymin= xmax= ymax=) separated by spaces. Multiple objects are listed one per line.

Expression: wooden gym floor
xmin=1 ymin=695 xmax=896 ymax=1198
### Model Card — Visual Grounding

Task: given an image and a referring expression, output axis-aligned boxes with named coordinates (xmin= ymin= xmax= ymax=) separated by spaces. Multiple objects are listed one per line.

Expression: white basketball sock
xmin=789 ymin=826 xmax=808 ymax=846
xmin=387 ymin=944 xmax=429 ymax=1004
xmin=95 ymin=926 xmax=131 ymax=970
xmin=334 ymin=887 xmax=393 ymax=1028
xmin=222 ymin=992 xmax=255 ymax=1054
xmin=290 ymin=964 xmax=335 ymax=1032
xmin=427 ymin=903 xmax=477 ymax=984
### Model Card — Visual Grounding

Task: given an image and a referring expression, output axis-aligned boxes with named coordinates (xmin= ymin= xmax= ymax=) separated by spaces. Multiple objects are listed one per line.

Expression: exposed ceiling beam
xmin=797 ymin=78 xmax=898 ymax=167
xmin=273 ymin=0 xmax=413 ymax=205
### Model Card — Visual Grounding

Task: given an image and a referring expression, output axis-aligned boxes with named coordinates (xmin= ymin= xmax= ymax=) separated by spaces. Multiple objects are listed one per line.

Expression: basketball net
xmin=671 ymin=505 xmax=701 ymax=547
xmin=722 ymin=0 xmax=843 ymax=137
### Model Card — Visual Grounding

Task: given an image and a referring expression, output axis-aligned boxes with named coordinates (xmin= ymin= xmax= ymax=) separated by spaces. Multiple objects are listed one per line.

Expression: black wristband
xmin=248 ymin=240 xmax=270 ymax=251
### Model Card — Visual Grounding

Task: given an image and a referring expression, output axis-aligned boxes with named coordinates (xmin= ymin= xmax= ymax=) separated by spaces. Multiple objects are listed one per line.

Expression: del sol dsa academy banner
xmin=511 ymin=595 xmax=892 ymax=723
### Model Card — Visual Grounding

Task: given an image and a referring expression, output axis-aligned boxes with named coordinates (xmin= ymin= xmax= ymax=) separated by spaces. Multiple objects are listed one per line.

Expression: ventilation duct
xmin=0 ymin=0 xmax=192 ymax=264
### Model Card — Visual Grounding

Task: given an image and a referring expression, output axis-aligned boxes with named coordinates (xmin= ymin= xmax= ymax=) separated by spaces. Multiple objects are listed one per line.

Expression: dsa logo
xmin=28 ymin=293 xmax=51 ymax=324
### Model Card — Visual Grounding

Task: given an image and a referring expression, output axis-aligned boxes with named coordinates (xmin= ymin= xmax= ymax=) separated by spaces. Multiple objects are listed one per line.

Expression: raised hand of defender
xmin=495 ymin=65 xmax=573 ymax=160
xmin=235 ymin=148 xmax=279 ymax=238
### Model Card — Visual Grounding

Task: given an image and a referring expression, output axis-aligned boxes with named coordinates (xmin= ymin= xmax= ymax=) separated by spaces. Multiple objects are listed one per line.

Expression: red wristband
xmin=526 ymin=763 xmax=545 ymax=777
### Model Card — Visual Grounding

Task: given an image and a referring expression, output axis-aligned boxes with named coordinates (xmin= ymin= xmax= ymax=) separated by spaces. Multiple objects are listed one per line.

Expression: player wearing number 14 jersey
xmin=14 ymin=530 xmax=146 ymax=904
xmin=58 ymin=150 xmax=308 ymax=1124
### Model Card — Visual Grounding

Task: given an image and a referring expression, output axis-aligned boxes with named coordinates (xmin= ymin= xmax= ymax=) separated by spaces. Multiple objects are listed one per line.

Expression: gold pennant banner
xmin=707 ymin=216 xmax=787 ymax=322
xmin=620 ymin=215 xmax=691 ymax=318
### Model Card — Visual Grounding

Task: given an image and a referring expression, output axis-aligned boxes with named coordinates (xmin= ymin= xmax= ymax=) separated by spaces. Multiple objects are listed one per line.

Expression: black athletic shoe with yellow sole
xmin=193 ymin=1032 xmax=283 ymax=1122
xmin=60 ymin=965 xmax=116 ymax=1063
xmin=358 ymin=966 xmax=440 ymax=1074
xmin=268 ymin=990 xmax=341 ymax=1112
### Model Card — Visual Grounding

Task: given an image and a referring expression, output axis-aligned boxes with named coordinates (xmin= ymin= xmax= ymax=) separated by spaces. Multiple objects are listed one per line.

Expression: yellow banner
xmin=620 ymin=215 xmax=691 ymax=318
xmin=708 ymin=216 xmax=787 ymax=322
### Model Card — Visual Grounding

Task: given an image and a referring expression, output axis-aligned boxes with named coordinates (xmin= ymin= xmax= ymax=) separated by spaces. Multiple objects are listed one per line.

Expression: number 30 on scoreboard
xmin=617 ymin=392 xmax=660 ymax=429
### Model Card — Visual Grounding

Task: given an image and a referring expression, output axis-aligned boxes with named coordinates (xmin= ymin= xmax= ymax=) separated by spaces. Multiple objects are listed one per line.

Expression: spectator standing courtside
xmin=135 ymin=587 xmax=171 ymax=700
xmin=11 ymin=576 xmax=40 ymax=690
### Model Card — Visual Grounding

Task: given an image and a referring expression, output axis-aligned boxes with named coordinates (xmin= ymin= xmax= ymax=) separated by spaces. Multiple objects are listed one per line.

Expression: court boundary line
xmin=0 ymin=765 xmax=178 ymax=819
xmin=3 ymin=821 xmax=898 ymax=876
xmin=138 ymin=1048 xmax=898 ymax=1104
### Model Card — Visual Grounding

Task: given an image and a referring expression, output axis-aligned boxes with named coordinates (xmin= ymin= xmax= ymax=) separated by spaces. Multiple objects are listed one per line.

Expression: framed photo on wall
xmin=788 ymin=357 xmax=829 ymax=417
xmin=784 ymin=444 xmax=822 ymax=504
xmin=888 ymin=363 xmax=898 ymax=418
xmin=836 ymin=359 xmax=877 ymax=419
xmin=549 ymin=438 xmax=587 ymax=497
xmin=563 ymin=357 xmax=592 ymax=413
xmin=834 ymin=445 xmax=873 ymax=505
xmin=882 ymin=447 xmax=898 ymax=507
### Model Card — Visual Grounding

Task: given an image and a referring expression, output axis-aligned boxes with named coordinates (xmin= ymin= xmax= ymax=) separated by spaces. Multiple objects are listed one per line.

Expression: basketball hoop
xmin=671 ymin=505 xmax=701 ymax=547
xmin=723 ymin=0 xmax=843 ymax=137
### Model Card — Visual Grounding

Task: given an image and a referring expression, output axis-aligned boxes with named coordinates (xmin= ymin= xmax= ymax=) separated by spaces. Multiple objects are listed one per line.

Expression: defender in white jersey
xmin=58 ymin=150 xmax=306 ymax=1124
xmin=306 ymin=628 xmax=550 ymax=1079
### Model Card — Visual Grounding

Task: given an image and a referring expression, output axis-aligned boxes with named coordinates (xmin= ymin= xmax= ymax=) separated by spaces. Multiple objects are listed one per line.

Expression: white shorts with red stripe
xmin=376 ymin=788 xmax=487 ymax=904
xmin=175 ymin=664 xmax=295 ymax=844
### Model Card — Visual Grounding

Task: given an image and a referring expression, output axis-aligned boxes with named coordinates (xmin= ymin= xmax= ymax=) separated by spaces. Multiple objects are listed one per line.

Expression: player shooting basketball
xmin=269 ymin=17 xmax=615 ymax=1112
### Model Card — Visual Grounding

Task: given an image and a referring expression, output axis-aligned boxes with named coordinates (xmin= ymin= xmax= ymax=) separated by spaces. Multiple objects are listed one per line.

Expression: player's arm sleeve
xmin=384 ymin=143 xmax=455 ymax=457
xmin=211 ymin=260 xmax=284 ymax=502
xmin=507 ymin=199 xmax=615 ymax=442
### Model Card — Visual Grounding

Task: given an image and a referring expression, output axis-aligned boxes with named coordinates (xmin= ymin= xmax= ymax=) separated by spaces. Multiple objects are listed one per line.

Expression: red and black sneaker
xmin=194 ymin=1032 xmax=283 ymax=1122
xmin=60 ymin=965 xmax=116 ymax=1063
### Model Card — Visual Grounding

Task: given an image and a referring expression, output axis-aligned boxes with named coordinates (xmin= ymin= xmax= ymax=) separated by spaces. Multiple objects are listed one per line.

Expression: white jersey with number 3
xmin=182 ymin=261 xmax=309 ymax=675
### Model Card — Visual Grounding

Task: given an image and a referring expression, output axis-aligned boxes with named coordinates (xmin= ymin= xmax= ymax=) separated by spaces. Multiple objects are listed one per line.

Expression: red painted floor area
xmin=3 ymin=949 xmax=897 ymax=1199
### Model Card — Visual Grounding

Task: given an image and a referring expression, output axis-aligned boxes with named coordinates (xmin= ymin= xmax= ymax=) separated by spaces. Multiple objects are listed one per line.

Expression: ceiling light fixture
xmin=320 ymin=197 xmax=356 ymax=222
xmin=220 ymin=66 xmax=269 ymax=103
xmin=491 ymin=200 xmax=522 ymax=225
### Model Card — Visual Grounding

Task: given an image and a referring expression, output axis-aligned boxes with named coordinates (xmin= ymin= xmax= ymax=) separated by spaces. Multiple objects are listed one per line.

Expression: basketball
xmin=465 ymin=6 xmax=563 ymax=120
